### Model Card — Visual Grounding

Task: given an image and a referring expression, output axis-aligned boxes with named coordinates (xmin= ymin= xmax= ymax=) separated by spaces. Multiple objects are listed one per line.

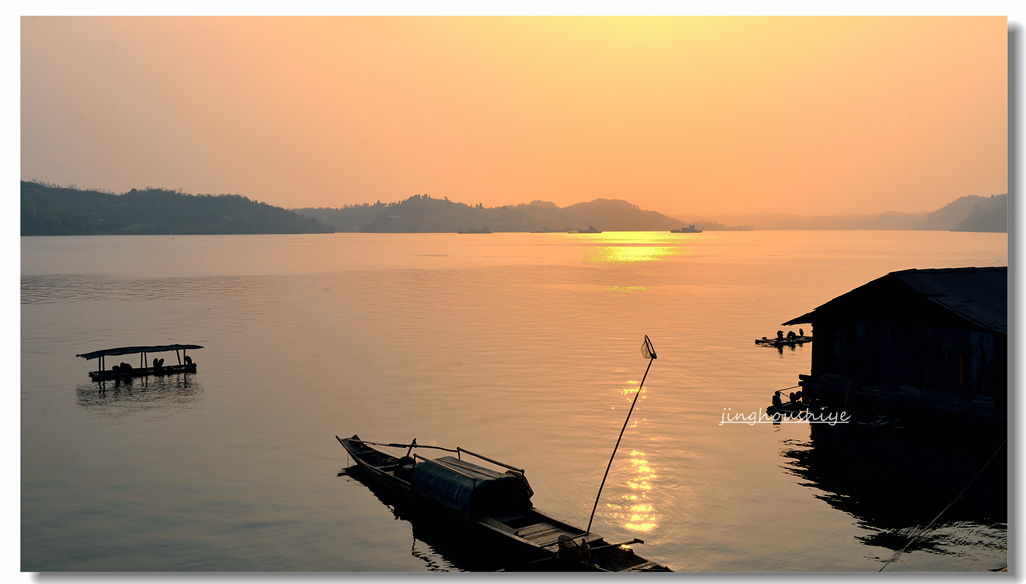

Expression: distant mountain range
xmin=686 ymin=194 xmax=1007 ymax=232
xmin=21 ymin=179 xmax=1006 ymax=236
xmin=294 ymin=196 xmax=752 ymax=233
xmin=21 ymin=181 xmax=333 ymax=235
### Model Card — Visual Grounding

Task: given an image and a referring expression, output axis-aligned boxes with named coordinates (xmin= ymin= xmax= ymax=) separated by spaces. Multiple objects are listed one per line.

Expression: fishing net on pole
xmin=640 ymin=335 xmax=657 ymax=360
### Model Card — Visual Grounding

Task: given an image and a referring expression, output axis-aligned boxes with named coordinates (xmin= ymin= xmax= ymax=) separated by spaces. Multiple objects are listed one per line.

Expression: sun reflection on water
xmin=623 ymin=450 xmax=658 ymax=532
xmin=620 ymin=381 xmax=648 ymax=398
xmin=605 ymin=379 xmax=660 ymax=533
xmin=574 ymin=231 xmax=699 ymax=266
xmin=585 ymin=245 xmax=681 ymax=265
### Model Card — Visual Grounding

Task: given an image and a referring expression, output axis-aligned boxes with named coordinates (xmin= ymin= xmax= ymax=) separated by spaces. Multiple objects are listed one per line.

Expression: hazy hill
xmin=690 ymin=193 xmax=1007 ymax=232
xmin=295 ymin=195 xmax=710 ymax=233
xmin=920 ymin=194 xmax=1006 ymax=230
xmin=298 ymin=195 xmax=533 ymax=233
xmin=26 ymin=179 xmax=1004 ymax=236
xmin=953 ymin=195 xmax=1007 ymax=232
xmin=560 ymin=199 xmax=685 ymax=231
xmin=510 ymin=200 xmax=589 ymax=232
xmin=21 ymin=181 xmax=334 ymax=235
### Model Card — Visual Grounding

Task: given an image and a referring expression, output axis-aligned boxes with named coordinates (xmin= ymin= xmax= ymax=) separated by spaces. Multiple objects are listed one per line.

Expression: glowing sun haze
xmin=21 ymin=16 xmax=1007 ymax=217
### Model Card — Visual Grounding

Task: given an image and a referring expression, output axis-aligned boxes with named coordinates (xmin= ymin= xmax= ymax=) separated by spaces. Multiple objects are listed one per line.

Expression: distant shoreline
xmin=22 ymin=181 xmax=1006 ymax=236
xmin=19 ymin=228 xmax=1010 ymax=237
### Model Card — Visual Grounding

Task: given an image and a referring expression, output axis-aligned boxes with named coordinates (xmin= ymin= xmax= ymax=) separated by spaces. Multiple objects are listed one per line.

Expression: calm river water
xmin=21 ymin=230 xmax=1008 ymax=572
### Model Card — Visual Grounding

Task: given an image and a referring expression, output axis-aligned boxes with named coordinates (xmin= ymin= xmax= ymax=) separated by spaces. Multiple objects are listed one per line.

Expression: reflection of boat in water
xmin=337 ymin=435 xmax=671 ymax=572
xmin=76 ymin=373 xmax=201 ymax=408
xmin=76 ymin=344 xmax=202 ymax=381
xmin=670 ymin=225 xmax=702 ymax=233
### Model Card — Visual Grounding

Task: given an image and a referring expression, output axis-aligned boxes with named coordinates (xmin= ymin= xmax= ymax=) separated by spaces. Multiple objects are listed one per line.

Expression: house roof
xmin=782 ymin=267 xmax=1007 ymax=335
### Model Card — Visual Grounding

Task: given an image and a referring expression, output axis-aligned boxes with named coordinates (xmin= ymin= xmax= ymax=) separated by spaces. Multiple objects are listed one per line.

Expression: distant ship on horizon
xmin=671 ymin=224 xmax=703 ymax=233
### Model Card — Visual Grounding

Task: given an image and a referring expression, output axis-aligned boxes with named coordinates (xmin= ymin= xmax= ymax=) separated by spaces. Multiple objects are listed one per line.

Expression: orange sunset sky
xmin=20 ymin=16 xmax=1008 ymax=217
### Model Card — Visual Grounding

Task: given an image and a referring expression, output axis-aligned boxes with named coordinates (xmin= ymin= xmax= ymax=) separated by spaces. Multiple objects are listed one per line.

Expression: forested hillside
xmin=295 ymin=195 xmax=696 ymax=233
xmin=21 ymin=181 xmax=333 ymax=235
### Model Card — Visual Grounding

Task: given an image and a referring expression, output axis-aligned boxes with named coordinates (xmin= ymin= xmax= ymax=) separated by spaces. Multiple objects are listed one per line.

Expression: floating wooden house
xmin=782 ymin=267 xmax=1006 ymax=421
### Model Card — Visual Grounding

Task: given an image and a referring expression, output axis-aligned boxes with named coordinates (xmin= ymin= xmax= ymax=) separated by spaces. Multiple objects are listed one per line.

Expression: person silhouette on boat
xmin=776 ymin=330 xmax=784 ymax=342
xmin=772 ymin=391 xmax=783 ymax=408
xmin=786 ymin=331 xmax=797 ymax=342
xmin=799 ymin=328 xmax=805 ymax=338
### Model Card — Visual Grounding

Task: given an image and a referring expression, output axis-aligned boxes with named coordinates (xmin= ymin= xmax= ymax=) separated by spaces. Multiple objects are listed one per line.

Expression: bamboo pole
xmin=586 ymin=336 xmax=657 ymax=535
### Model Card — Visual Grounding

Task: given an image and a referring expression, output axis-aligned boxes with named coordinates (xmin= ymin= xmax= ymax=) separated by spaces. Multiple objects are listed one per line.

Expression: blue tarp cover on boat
xmin=410 ymin=456 xmax=533 ymax=516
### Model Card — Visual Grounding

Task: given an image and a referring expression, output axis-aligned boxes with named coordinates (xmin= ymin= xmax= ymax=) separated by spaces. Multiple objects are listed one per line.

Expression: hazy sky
xmin=21 ymin=16 xmax=1007 ymax=217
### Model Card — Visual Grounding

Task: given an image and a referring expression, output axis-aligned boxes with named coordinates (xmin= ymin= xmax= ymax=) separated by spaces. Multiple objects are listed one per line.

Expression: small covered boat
xmin=755 ymin=335 xmax=813 ymax=347
xmin=76 ymin=344 xmax=202 ymax=381
xmin=756 ymin=328 xmax=812 ymax=347
xmin=337 ymin=435 xmax=671 ymax=572
xmin=766 ymin=396 xmax=814 ymax=419
xmin=670 ymin=224 xmax=702 ymax=233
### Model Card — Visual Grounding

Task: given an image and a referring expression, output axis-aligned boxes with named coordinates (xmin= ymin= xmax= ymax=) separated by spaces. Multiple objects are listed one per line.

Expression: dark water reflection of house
xmin=76 ymin=374 xmax=202 ymax=410
xmin=781 ymin=423 xmax=1006 ymax=556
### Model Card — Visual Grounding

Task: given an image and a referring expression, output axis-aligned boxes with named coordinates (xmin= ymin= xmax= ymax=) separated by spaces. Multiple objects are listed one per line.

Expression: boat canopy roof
xmin=76 ymin=344 xmax=203 ymax=360
xmin=410 ymin=456 xmax=533 ymax=516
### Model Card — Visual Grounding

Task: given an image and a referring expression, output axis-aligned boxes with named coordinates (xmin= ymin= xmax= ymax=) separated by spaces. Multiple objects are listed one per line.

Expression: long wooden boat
xmin=76 ymin=344 xmax=202 ymax=381
xmin=337 ymin=435 xmax=671 ymax=572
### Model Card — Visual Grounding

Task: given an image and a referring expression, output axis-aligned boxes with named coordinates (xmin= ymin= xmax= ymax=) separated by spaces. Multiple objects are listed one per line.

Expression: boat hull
xmin=88 ymin=362 xmax=197 ymax=381
xmin=337 ymin=435 xmax=671 ymax=572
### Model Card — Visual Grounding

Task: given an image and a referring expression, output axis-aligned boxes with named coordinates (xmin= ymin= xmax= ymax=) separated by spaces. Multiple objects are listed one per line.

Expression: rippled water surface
xmin=21 ymin=231 xmax=1008 ymax=571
